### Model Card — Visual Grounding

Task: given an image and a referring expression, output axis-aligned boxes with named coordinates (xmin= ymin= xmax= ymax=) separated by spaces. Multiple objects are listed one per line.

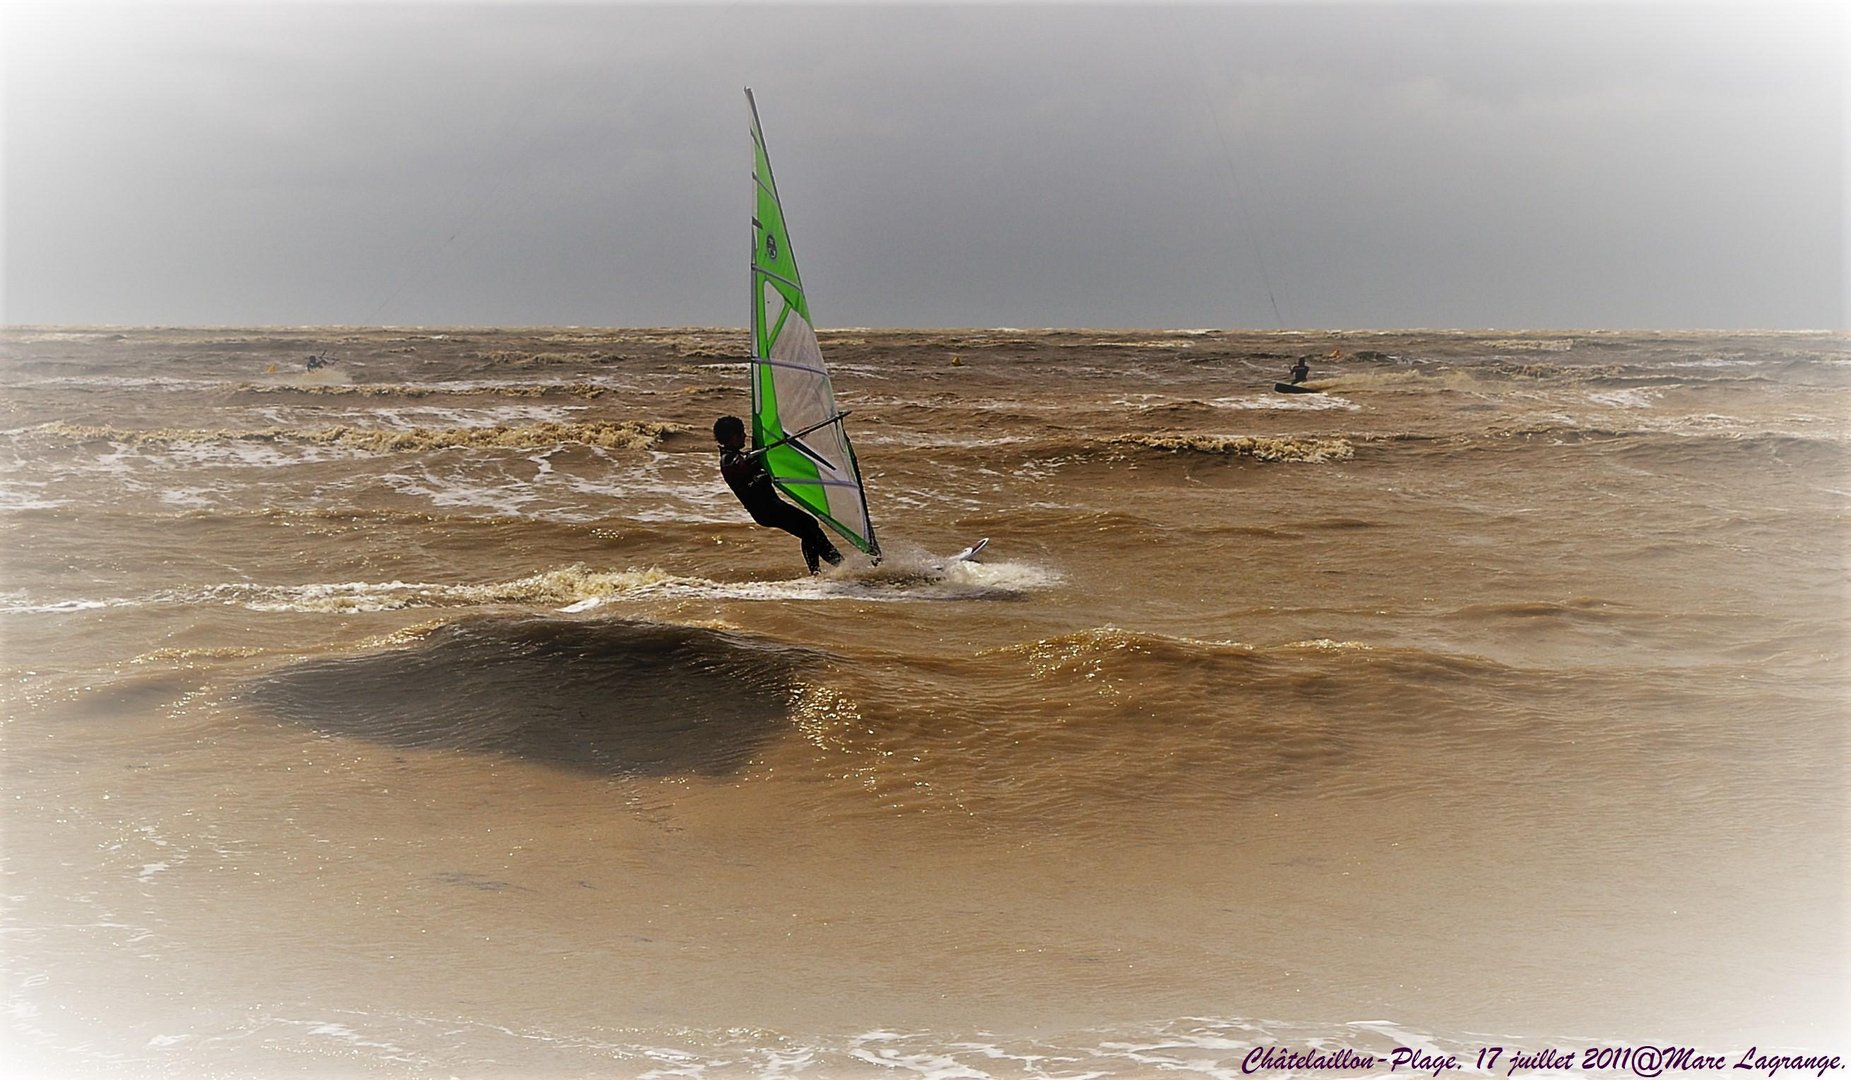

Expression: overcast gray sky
xmin=3 ymin=1 xmax=1844 ymax=329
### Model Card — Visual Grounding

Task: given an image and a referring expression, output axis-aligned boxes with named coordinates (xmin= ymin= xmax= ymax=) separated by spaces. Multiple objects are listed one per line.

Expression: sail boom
xmin=771 ymin=477 xmax=867 ymax=491
xmin=752 ymin=357 xmax=830 ymax=377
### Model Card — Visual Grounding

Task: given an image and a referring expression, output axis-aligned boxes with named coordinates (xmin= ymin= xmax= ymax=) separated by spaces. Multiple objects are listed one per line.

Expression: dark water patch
xmin=1448 ymin=597 xmax=1631 ymax=623
xmin=238 ymin=616 xmax=801 ymax=776
xmin=1175 ymin=521 xmax=1307 ymax=542
xmin=28 ymin=669 xmax=206 ymax=727
xmin=434 ymin=871 xmax=531 ymax=892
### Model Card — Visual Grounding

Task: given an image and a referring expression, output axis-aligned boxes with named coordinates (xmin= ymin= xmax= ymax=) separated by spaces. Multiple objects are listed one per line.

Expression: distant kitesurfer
xmin=1289 ymin=357 xmax=1310 ymax=385
xmin=713 ymin=415 xmax=843 ymax=575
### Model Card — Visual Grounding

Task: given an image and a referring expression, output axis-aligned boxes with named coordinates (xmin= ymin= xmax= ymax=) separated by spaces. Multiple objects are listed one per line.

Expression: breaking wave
xmin=1110 ymin=432 xmax=1356 ymax=462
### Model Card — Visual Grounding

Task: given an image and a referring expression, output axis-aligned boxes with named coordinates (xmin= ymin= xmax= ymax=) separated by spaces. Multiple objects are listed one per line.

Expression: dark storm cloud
xmin=3 ymin=1 xmax=1842 ymax=329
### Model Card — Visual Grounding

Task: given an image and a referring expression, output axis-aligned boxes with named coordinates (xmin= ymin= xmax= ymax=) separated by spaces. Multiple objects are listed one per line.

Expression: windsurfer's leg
xmin=802 ymin=535 xmax=841 ymax=573
xmin=797 ymin=516 xmax=842 ymax=569
xmin=760 ymin=501 xmax=839 ymax=574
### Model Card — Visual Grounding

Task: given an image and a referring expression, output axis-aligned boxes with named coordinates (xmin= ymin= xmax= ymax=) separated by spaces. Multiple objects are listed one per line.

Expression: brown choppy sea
xmin=1 ymin=326 xmax=1846 ymax=1076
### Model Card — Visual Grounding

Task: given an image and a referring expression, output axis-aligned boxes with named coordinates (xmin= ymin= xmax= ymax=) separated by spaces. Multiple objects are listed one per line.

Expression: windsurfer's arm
xmin=720 ymin=450 xmax=760 ymax=486
xmin=746 ymin=412 xmax=852 ymax=459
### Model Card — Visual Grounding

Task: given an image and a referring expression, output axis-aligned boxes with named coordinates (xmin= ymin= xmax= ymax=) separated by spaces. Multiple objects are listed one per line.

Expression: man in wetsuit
xmin=713 ymin=415 xmax=843 ymax=574
xmin=1289 ymin=357 xmax=1311 ymax=385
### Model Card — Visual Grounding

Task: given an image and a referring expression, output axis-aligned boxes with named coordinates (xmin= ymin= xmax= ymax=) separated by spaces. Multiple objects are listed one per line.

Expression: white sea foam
xmin=176 ymin=562 xmax=1053 ymax=615
xmin=255 ymin=1018 xmax=427 ymax=1065
xmin=271 ymin=1015 xmax=1479 ymax=1079
xmin=79 ymin=556 xmax=1060 ymax=617
xmin=158 ymin=487 xmax=218 ymax=509
xmin=380 ymin=467 xmax=547 ymax=518
xmin=239 ymin=402 xmax=588 ymax=433
xmin=353 ymin=446 xmax=720 ymax=523
xmin=1206 ymin=394 xmax=1361 ymax=412
xmin=563 ymin=556 xmax=1061 ymax=610
xmin=1661 ymin=357 xmax=1759 ymax=369
xmin=557 ymin=450 xmax=740 ymax=523
xmin=0 ymin=483 xmax=68 ymax=511
xmin=863 ymin=432 xmax=1033 ymax=449
xmin=206 ymin=580 xmax=455 ymax=613
xmin=0 ymin=597 xmax=122 ymax=615
xmin=159 ymin=439 xmax=358 ymax=470
xmin=1586 ymin=388 xmax=1657 ymax=409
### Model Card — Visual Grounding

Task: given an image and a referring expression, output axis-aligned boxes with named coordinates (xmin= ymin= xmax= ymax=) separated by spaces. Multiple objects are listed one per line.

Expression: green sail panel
xmin=746 ymin=89 xmax=879 ymax=558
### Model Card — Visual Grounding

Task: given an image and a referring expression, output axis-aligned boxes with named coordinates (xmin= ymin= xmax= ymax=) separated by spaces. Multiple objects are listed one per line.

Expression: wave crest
xmin=240 ymin=381 xmax=609 ymax=399
xmin=1112 ymin=432 xmax=1355 ymax=462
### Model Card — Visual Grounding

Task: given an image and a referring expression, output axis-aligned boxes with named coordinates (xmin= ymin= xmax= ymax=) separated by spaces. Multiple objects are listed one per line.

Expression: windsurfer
xmin=713 ymin=415 xmax=844 ymax=574
xmin=1289 ymin=357 xmax=1310 ymax=385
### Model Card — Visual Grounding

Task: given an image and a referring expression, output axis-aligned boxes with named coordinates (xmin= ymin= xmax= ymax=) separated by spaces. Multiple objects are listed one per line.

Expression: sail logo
xmin=766 ymin=234 xmax=779 ymax=261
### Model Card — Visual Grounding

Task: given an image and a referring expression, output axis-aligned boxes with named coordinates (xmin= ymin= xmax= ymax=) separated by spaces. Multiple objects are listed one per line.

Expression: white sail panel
xmin=762 ymin=284 xmax=873 ymax=542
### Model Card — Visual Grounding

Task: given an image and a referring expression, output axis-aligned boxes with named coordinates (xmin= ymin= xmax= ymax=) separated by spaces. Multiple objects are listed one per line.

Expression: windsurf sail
xmin=746 ymin=88 xmax=880 ymax=559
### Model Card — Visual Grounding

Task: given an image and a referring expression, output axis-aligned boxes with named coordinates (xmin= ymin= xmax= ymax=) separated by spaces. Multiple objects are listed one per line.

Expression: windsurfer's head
xmin=713 ymin=415 xmax=747 ymax=449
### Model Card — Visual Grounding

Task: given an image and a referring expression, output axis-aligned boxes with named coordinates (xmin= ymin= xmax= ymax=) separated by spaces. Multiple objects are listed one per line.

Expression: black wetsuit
xmin=720 ymin=447 xmax=843 ymax=574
